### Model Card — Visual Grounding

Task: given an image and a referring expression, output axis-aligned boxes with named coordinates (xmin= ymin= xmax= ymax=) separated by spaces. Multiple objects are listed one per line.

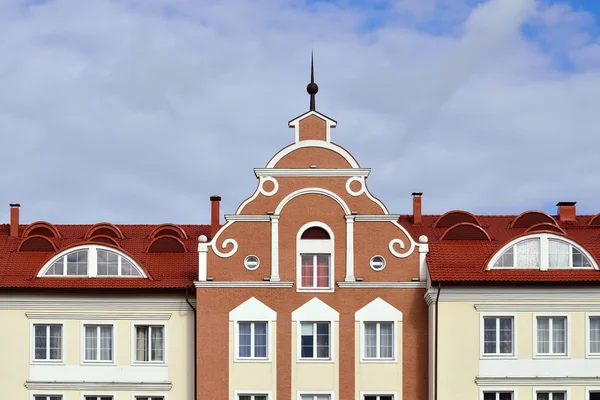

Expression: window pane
xmin=301 ymin=323 xmax=314 ymax=358
xmin=552 ymin=317 xmax=566 ymax=354
xmin=591 ymin=317 xmax=600 ymax=353
xmin=499 ymin=393 xmax=513 ymax=400
xmin=499 ymin=318 xmax=513 ymax=354
xmin=301 ymin=255 xmax=314 ymax=287
xmin=548 ymin=240 xmax=569 ymax=268
xmin=483 ymin=394 xmax=496 ymax=400
xmin=34 ymin=325 xmax=47 ymax=359
xmin=537 ymin=393 xmax=549 ymax=400
xmin=316 ymin=255 xmax=329 ymax=288
xmin=316 ymin=323 xmax=329 ymax=358
xmin=136 ymin=326 xmax=149 ymax=361
xmin=515 ymin=239 xmax=540 ymax=268
xmin=239 ymin=322 xmax=251 ymax=358
xmin=364 ymin=323 xmax=377 ymax=358
xmin=100 ymin=326 xmax=113 ymax=360
xmin=254 ymin=322 xmax=267 ymax=358
xmin=151 ymin=326 xmax=164 ymax=361
xmin=49 ymin=325 xmax=62 ymax=360
xmin=537 ymin=318 xmax=550 ymax=354
xmin=380 ymin=323 xmax=393 ymax=358
xmin=85 ymin=326 xmax=97 ymax=360
xmin=573 ymin=247 xmax=592 ymax=268
xmin=483 ymin=318 xmax=497 ymax=354
xmin=494 ymin=247 xmax=514 ymax=267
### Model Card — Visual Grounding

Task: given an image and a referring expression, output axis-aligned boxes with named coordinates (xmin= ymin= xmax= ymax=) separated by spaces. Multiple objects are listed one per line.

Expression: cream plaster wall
xmin=354 ymin=321 xmax=402 ymax=400
xmin=291 ymin=322 xmax=340 ymax=398
xmin=229 ymin=321 xmax=277 ymax=400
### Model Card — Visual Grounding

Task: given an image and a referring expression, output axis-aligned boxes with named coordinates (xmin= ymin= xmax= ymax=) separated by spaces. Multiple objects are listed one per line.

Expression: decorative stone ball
xmin=307 ymin=82 xmax=319 ymax=95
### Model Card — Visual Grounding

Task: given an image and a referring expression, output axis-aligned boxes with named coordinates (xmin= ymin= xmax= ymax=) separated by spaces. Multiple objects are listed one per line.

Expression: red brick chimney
xmin=9 ymin=203 xmax=20 ymax=238
xmin=412 ymin=192 xmax=422 ymax=225
xmin=557 ymin=201 xmax=576 ymax=222
xmin=210 ymin=196 xmax=221 ymax=239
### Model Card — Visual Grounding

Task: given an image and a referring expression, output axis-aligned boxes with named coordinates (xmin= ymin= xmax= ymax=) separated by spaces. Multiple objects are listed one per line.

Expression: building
xmin=400 ymin=200 xmax=600 ymax=400
xmin=194 ymin=59 xmax=429 ymax=400
xmin=0 ymin=204 xmax=208 ymax=399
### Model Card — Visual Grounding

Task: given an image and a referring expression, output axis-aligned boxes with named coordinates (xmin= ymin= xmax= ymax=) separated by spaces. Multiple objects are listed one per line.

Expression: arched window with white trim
xmin=488 ymin=233 xmax=596 ymax=271
xmin=296 ymin=222 xmax=334 ymax=292
xmin=38 ymin=245 xmax=146 ymax=278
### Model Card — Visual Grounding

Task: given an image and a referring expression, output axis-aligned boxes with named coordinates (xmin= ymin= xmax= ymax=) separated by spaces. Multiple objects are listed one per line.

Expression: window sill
xmin=360 ymin=359 xmax=398 ymax=364
xmin=532 ymin=354 xmax=570 ymax=360
xmin=131 ymin=361 xmax=167 ymax=366
xmin=234 ymin=358 xmax=272 ymax=363
xmin=479 ymin=354 xmax=517 ymax=360
xmin=296 ymin=287 xmax=334 ymax=293
xmin=30 ymin=360 xmax=65 ymax=365
xmin=80 ymin=360 xmax=116 ymax=366
xmin=296 ymin=358 xmax=334 ymax=364
xmin=586 ymin=354 xmax=600 ymax=359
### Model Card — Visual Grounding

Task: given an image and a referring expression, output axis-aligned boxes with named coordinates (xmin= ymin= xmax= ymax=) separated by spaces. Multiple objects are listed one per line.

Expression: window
xmin=84 ymin=397 xmax=113 ymax=400
xmin=590 ymin=316 xmax=600 ymax=354
xmin=135 ymin=397 xmax=164 ymax=400
xmin=483 ymin=317 xmax=514 ymax=355
xmin=536 ymin=316 xmax=567 ymax=356
xmin=135 ymin=325 xmax=164 ymax=362
xmin=34 ymin=324 xmax=62 ymax=361
xmin=370 ymin=256 xmax=386 ymax=271
xmin=483 ymin=393 xmax=513 ymax=400
xmin=244 ymin=255 xmax=260 ymax=270
xmin=364 ymin=322 xmax=393 ymax=359
xmin=238 ymin=395 xmax=267 ymax=400
xmin=536 ymin=392 xmax=566 ymax=400
xmin=364 ymin=396 xmax=394 ymax=400
xmin=297 ymin=223 xmax=333 ymax=291
xmin=490 ymin=234 xmax=594 ymax=270
xmin=84 ymin=325 xmax=113 ymax=362
xmin=301 ymin=322 xmax=330 ymax=359
xmin=238 ymin=322 xmax=267 ymax=359
xmin=41 ymin=245 xmax=144 ymax=278
xmin=300 ymin=396 xmax=330 ymax=400
xmin=34 ymin=396 xmax=62 ymax=400
xmin=300 ymin=254 xmax=330 ymax=289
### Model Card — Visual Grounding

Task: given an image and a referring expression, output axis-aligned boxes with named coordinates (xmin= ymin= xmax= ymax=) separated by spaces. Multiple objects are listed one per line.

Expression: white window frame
xmin=230 ymin=297 xmax=276 ymax=364
xmin=586 ymin=313 xmax=600 ymax=358
xmin=533 ymin=313 xmax=570 ymax=358
xmin=236 ymin=321 xmax=269 ymax=360
xmin=296 ymin=391 xmax=335 ymax=400
xmin=296 ymin=222 xmax=335 ymax=293
xmin=479 ymin=313 xmax=517 ymax=359
xmin=81 ymin=321 xmax=116 ymax=364
xmin=81 ymin=395 xmax=116 ymax=400
xmin=131 ymin=322 xmax=167 ymax=365
xmin=355 ymin=298 xmax=402 ymax=364
xmin=487 ymin=233 xmax=597 ymax=271
xmin=479 ymin=388 xmax=518 ymax=400
xmin=292 ymin=298 xmax=338 ymax=364
xmin=31 ymin=394 xmax=65 ymax=400
xmin=299 ymin=321 xmax=331 ymax=361
xmin=131 ymin=394 xmax=167 ymax=400
xmin=585 ymin=387 xmax=600 ymax=399
xmin=30 ymin=321 xmax=66 ymax=364
xmin=233 ymin=391 xmax=272 ymax=400
xmin=361 ymin=321 xmax=396 ymax=361
xmin=532 ymin=387 xmax=570 ymax=400
xmin=38 ymin=244 xmax=146 ymax=278
xmin=360 ymin=391 xmax=398 ymax=400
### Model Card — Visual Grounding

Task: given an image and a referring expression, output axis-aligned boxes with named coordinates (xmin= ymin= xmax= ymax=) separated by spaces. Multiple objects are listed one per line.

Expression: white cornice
xmin=337 ymin=281 xmax=426 ymax=289
xmin=475 ymin=304 xmax=600 ymax=311
xmin=194 ymin=281 xmax=294 ymax=288
xmin=354 ymin=215 xmax=401 ymax=222
xmin=254 ymin=168 xmax=371 ymax=177
xmin=25 ymin=381 xmax=172 ymax=390
xmin=224 ymin=214 xmax=271 ymax=222
xmin=424 ymin=288 xmax=438 ymax=306
xmin=0 ymin=296 xmax=192 ymax=311
xmin=438 ymin=286 xmax=600 ymax=302
xmin=26 ymin=312 xmax=171 ymax=320
xmin=475 ymin=376 xmax=600 ymax=386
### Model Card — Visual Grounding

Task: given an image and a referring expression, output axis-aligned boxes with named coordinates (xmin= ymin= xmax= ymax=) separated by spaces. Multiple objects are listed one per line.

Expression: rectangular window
xmin=483 ymin=317 xmax=513 ymax=355
xmin=590 ymin=317 xmax=600 ymax=354
xmin=364 ymin=396 xmax=394 ymax=400
xmin=300 ymin=396 xmax=330 ymax=400
xmin=238 ymin=395 xmax=268 ymax=400
xmin=537 ymin=317 xmax=567 ymax=355
xmin=34 ymin=397 xmax=62 ymax=400
xmin=84 ymin=397 xmax=113 ymax=400
xmin=301 ymin=322 xmax=330 ymax=359
xmin=300 ymin=254 xmax=330 ymax=288
xmin=135 ymin=397 xmax=164 ymax=400
xmin=536 ymin=392 xmax=566 ymax=400
xmin=238 ymin=322 xmax=267 ymax=359
xmin=84 ymin=325 xmax=113 ymax=361
xmin=364 ymin=322 xmax=393 ymax=359
xmin=483 ymin=392 xmax=513 ymax=400
xmin=135 ymin=325 xmax=164 ymax=362
xmin=34 ymin=324 xmax=62 ymax=361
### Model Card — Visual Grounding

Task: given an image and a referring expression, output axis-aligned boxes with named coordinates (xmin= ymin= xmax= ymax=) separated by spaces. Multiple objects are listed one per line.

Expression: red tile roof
xmin=398 ymin=214 xmax=600 ymax=284
xmin=0 ymin=224 xmax=211 ymax=289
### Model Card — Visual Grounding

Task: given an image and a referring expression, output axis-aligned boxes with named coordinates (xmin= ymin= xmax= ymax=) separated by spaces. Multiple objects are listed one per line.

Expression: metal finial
xmin=306 ymin=51 xmax=318 ymax=111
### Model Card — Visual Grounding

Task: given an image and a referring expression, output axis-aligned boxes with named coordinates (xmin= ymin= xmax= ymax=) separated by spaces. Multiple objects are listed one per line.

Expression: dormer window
xmin=39 ymin=245 xmax=146 ymax=278
xmin=296 ymin=223 xmax=334 ymax=292
xmin=489 ymin=233 xmax=595 ymax=271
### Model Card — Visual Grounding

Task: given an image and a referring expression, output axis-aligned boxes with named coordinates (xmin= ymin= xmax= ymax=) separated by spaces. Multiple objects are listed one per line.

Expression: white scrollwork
xmin=259 ymin=176 xmax=279 ymax=197
xmin=212 ymin=238 xmax=238 ymax=258
xmin=389 ymin=238 xmax=411 ymax=258
xmin=346 ymin=176 xmax=365 ymax=196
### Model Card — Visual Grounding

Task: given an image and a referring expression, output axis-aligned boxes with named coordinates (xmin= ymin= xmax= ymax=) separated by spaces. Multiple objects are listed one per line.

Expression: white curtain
xmin=552 ymin=318 xmax=566 ymax=354
xmin=136 ymin=326 xmax=148 ymax=361
xmin=548 ymin=240 xmax=569 ymax=268
xmin=34 ymin=325 xmax=47 ymax=359
xmin=100 ymin=326 xmax=112 ymax=361
xmin=85 ymin=326 xmax=97 ymax=360
xmin=537 ymin=318 xmax=550 ymax=354
xmin=49 ymin=325 xmax=62 ymax=360
xmin=516 ymin=239 xmax=540 ymax=268
xmin=254 ymin=323 xmax=267 ymax=358
xmin=380 ymin=323 xmax=393 ymax=358
xmin=239 ymin=323 xmax=251 ymax=357
xmin=365 ymin=323 xmax=377 ymax=358
xmin=499 ymin=318 xmax=513 ymax=354
xmin=483 ymin=318 xmax=497 ymax=353
xmin=151 ymin=327 xmax=164 ymax=361
xmin=591 ymin=318 xmax=600 ymax=353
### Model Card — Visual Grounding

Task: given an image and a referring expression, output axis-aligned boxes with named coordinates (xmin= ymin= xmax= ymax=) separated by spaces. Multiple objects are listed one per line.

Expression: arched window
xmin=489 ymin=234 xmax=595 ymax=270
xmin=296 ymin=222 xmax=334 ymax=292
xmin=38 ymin=245 xmax=146 ymax=278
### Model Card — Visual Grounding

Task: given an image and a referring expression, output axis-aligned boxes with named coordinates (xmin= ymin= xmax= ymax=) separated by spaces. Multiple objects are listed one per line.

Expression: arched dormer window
xmin=38 ymin=245 xmax=146 ymax=278
xmin=488 ymin=233 xmax=597 ymax=271
xmin=296 ymin=222 xmax=334 ymax=292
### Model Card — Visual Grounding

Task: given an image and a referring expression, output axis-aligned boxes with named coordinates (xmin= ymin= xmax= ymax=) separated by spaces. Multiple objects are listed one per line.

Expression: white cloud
xmin=0 ymin=0 xmax=599 ymax=224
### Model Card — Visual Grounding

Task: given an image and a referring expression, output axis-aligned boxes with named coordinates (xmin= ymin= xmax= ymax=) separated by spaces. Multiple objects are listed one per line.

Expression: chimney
xmin=556 ymin=201 xmax=576 ymax=222
xmin=210 ymin=196 xmax=221 ymax=239
xmin=412 ymin=192 xmax=422 ymax=225
xmin=9 ymin=203 xmax=20 ymax=238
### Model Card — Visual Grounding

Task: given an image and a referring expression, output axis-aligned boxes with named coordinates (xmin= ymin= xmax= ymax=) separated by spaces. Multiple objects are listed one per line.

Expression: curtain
xmin=591 ymin=318 xmax=600 ymax=353
xmin=552 ymin=318 xmax=566 ymax=354
xmin=239 ymin=322 xmax=251 ymax=357
xmin=483 ymin=318 xmax=497 ymax=354
xmin=548 ymin=240 xmax=569 ymax=268
xmin=537 ymin=394 xmax=550 ymax=400
xmin=515 ymin=239 xmax=540 ymax=268
xmin=365 ymin=323 xmax=377 ymax=357
xmin=49 ymin=325 xmax=61 ymax=360
xmin=34 ymin=325 xmax=47 ymax=359
xmin=316 ymin=255 xmax=329 ymax=288
xmin=151 ymin=327 xmax=164 ymax=361
xmin=100 ymin=326 xmax=112 ymax=361
xmin=316 ymin=323 xmax=329 ymax=358
xmin=537 ymin=318 xmax=550 ymax=354
xmin=85 ymin=326 xmax=97 ymax=360
xmin=380 ymin=323 xmax=393 ymax=358
xmin=137 ymin=326 xmax=148 ymax=361
xmin=499 ymin=318 xmax=512 ymax=354
xmin=301 ymin=323 xmax=314 ymax=358
xmin=301 ymin=256 xmax=313 ymax=287
xmin=254 ymin=323 xmax=267 ymax=358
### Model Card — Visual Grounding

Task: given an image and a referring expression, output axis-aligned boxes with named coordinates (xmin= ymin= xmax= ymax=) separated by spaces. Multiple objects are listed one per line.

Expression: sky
xmin=1 ymin=0 xmax=600 ymax=224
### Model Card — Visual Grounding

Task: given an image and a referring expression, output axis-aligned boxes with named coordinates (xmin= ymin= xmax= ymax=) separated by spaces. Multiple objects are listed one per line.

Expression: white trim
xmin=345 ymin=215 xmax=355 ymax=282
xmin=131 ymin=393 xmax=168 ymax=400
xmin=359 ymin=391 xmax=399 ymax=400
xmin=275 ymin=188 xmax=351 ymax=215
xmin=533 ymin=313 xmax=571 ymax=359
xmin=244 ymin=255 xmax=260 ymax=271
xmin=30 ymin=392 xmax=67 ymax=400
xmin=477 ymin=376 xmax=600 ymax=385
xmin=369 ymin=255 xmax=386 ymax=271
xmin=476 ymin=304 xmax=600 ymax=311
xmin=225 ymin=215 xmax=271 ymax=222
xmin=271 ymin=215 xmax=280 ymax=281
xmin=27 ymin=313 xmax=171 ymax=320
xmin=355 ymin=298 xmax=402 ymax=364
xmin=0 ymin=295 xmax=193 ymax=311
xmin=266 ymin=141 xmax=356 ymax=168
xmin=288 ymin=110 xmax=337 ymax=143
xmin=532 ymin=387 xmax=570 ymax=400
xmin=80 ymin=321 xmax=116 ymax=365
xmin=586 ymin=387 xmax=600 ymax=397
xmin=346 ymin=176 xmax=365 ymax=196
xmin=80 ymin=393 xmax=117 ymax=400
xmin=254 ymin=168 xmax=370 ymax=177
xmin=25 ymin=381 xmax=172 ymax=390
xmin=478 ymin=387 xmax=519 ymax=400
xmin=487 ymin=233 xmax=598 ymax=271
xmin=296 ymin=391 xmax=336 ymax=400
xmin=130 ymin=322 xmax=168 ymax=366
xmin=233 ymin=321 xmax=272 ymax=363
xmin=296 ymin=222 xmax=335 ymax=292
xmin=434 ymin=287 xmax=600 ymax=302
xmin=259 ymin=176 xmax=279 ymax=197
xmin=37 ymin=244 xmax=147 ymax=278
xmin=479 ymin=313 xmax=517 ymax=359
xmin=233 ymin=390 xmax=273 ymax=399
xmin=354 ymin=215 xmax=401 ymax=221
xmin=194 ymin=281 xmax=293 ymax=288
xmin=292 ymin=298 xmax=339 ymax=322
xmin=198 ymin=241 xmax=208 ymax=281
xmin=30 ymin=320 xmax=66 ymax=365
xmin=586 ymin=313 xmax=600 ymax=358
xmin=230 ymin=297 xmax=277 ymax=322
xmin=338 ymin=281 xmax=426 ymax=288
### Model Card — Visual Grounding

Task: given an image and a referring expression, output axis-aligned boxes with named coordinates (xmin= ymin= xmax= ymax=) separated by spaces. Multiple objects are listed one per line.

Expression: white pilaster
xmin=198 ymin=241 xmax=208 ymax=281
xmin=270 ymin=215 xmax=280 ymax=282
xmin=345 ymin=215 xmax=356 ymax=282
xmin=418 ymin=235 xmax=429 ymax=282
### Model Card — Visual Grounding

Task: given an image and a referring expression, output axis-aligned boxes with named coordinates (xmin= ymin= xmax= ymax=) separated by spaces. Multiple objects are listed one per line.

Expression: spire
xmin=306 ymin=51 xmax=318 ymax=111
